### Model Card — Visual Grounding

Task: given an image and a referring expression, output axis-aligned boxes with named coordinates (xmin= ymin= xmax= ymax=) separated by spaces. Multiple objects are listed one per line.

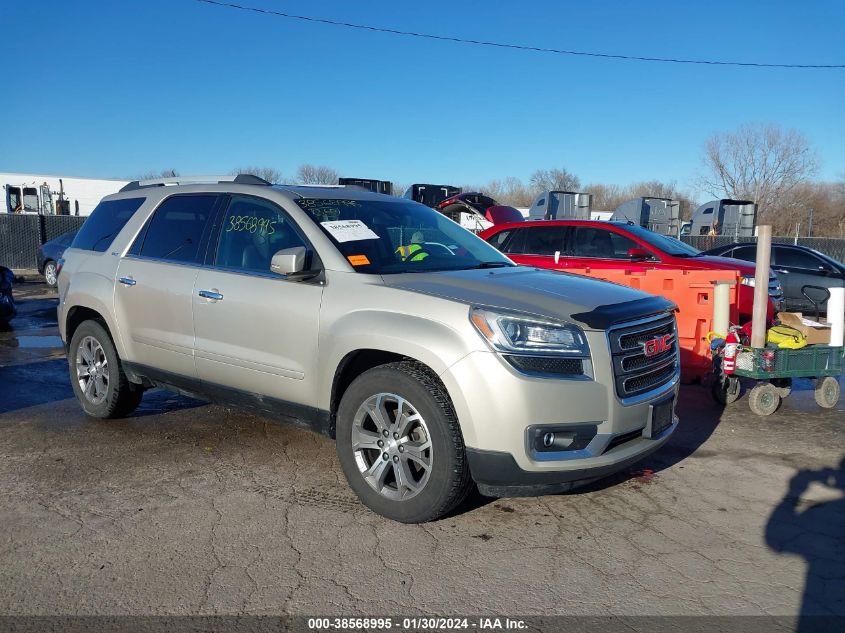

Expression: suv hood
xmin=381 ymin=267 xmax=675 ymax=330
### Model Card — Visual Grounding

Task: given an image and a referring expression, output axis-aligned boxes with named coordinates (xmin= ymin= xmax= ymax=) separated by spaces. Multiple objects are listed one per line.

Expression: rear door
xmin=192 ymin=195 xmax=325 ymax=406
xmin=497 ymin=226 xmax=569 ymax=269
xmin=113 ymin=194 xmax=220 ymax=379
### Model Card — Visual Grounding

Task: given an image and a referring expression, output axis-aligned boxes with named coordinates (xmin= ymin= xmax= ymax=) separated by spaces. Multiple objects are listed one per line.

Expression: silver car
xmin=58 ymin=175 xmax=680 ymax=522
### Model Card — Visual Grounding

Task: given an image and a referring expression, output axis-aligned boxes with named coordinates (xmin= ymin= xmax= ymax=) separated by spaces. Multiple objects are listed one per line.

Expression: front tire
xmin=748 ymin=382 xmax=781 ymax=416
xmin=336 ymin=361 xmax=472 ymax=523
xmin=68 ymin=320 xmax=143 ymax=418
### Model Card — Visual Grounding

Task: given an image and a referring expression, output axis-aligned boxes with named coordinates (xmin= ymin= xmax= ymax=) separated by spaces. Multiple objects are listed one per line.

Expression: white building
xmin=1 ymin=172 xmax=129 ymax=217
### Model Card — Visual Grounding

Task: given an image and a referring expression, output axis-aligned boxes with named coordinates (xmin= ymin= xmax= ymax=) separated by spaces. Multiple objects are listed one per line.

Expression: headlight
xmin=469 ymin=308 xmax=590 ymax=356
xmin=740 ymin=275 xmax=756 ymax=287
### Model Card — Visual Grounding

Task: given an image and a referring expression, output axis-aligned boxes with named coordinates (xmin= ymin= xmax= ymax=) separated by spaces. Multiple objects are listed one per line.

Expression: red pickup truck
xmin=479 ymin=220 xmax=782 ymax=321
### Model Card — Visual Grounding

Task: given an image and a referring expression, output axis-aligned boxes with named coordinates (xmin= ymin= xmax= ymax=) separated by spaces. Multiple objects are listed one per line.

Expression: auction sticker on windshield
xmin=320 ymin=220 xmax=379 ymax=243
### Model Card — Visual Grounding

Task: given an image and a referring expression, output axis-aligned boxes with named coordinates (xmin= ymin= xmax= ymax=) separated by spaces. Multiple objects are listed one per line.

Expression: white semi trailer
xmin=1 ymin=173 xmax=129 ymax=217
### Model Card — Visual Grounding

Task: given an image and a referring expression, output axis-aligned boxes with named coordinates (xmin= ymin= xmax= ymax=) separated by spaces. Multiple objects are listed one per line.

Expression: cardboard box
xmin=777 ymin=312 xmax=832 ymax=345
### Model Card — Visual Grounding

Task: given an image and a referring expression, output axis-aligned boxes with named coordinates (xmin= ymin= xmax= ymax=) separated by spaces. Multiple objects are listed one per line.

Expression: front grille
xmin=608 ymin=314 xmax=678 ymax=399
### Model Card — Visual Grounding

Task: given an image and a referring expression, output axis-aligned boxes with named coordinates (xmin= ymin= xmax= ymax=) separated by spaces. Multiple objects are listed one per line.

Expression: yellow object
xmin=396 ymin=243 xmax=428 ymax=262
xmin=766 ymin=325 xmax=808 ymax=349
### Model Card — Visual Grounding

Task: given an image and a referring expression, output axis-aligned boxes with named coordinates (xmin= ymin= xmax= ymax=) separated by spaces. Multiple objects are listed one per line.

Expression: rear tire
xmin=44 ymin=261 xmax=58 ymax=287
xmin=336 ymin=361 xmax=472 ymax=523
xmin=771 ymin=378 xmax=792 ymax=398
xmin=711 ymin=375 xmax=741 ymax=405
xmin=814 ymin=377 xmax=840 ymax=409
xmin=68 ymin=320 xmax=143 ymax=418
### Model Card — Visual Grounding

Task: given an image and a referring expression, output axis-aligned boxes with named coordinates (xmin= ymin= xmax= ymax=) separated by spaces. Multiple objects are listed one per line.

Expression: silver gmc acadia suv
xmin=58 ymin=175 xmax=680 ymax=522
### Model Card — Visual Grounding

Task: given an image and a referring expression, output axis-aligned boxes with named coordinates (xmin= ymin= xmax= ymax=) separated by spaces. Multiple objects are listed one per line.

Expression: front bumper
xmin=466 ymin=430 xmax=672 ymax=497
xmin=440 ymin=333 xmax=679 ymax=496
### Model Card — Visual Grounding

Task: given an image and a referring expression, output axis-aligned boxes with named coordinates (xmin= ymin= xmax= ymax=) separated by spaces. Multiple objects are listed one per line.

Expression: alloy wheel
xmin=75 ymin=335 xmax=109 ymax=405
xmin=351 ymin=392 xmax=433 ymax=500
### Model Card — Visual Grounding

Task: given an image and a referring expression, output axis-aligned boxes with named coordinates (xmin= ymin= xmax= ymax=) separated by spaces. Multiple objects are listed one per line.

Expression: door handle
xmin=198 ymin=290 xmax=224 ymax=301
xmin=118 ymin=276 xmax=136 ymax=286
xmin=774 ymin=269 xmax=789 ymax=274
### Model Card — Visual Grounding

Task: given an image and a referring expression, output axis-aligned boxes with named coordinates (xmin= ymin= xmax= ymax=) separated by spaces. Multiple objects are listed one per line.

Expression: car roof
xmin=272 ymin=184 xmax=398 ymax=201
xmin=482 ymin=219 xmax=633 ymax=233
xmin=103 ymin=182 xmax=405 ymax=205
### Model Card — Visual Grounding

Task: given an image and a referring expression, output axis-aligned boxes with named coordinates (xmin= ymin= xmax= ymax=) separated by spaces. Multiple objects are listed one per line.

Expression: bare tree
xmin=585 ymin=183 xmax=628 ymax=211
xmin=699 ymin=123 xmax=819 ymax=221
xmin=136 ymin=168 xmax=179 ymax=180
xmin=297 ymin=164 xmax=339 ymax=185
xmin=231 ymin=166 xmax=284 ymax=183
xmin=529 ymin=168 xmax=581 ymax=195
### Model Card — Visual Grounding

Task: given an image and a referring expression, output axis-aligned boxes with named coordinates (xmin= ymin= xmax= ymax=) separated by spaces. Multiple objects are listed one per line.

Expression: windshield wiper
xmin=472 ymin=261 xmax=512 ymax=269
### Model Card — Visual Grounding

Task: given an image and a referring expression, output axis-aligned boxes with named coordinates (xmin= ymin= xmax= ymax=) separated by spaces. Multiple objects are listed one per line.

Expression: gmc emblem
xmin=643 ymin=334 xmax=673 ymax=358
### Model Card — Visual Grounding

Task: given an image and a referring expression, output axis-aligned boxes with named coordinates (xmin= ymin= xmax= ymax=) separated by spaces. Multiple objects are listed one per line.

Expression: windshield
xmin=621 ymin=224 xmax=702 ymax=257
xmin=296 ymin=198 xmax=515 ymax=274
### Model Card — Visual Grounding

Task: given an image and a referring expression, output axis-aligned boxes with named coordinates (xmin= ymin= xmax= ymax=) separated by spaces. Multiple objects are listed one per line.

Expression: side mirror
xmin=271 ymin=246 xmax=306 ymax=276
xmin=627 ymin=247 xmax=651 ymax=262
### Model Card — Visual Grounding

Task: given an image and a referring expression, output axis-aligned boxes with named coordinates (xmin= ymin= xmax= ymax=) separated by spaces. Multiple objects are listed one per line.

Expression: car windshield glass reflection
xmin=296 ymin=198 xmax=514 ymax=274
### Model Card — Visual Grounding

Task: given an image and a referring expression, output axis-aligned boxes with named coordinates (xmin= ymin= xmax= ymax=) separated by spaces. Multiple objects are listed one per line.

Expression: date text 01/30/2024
xmin=307 ymin=617 xmax=528 ymax=630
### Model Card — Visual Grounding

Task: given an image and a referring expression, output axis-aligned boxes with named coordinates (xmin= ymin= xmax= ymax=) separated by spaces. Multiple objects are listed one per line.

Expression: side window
xmin=775 ymin=247 xmax=823 ymax=270
xmin=485 ymin=229 xmax=511 ymax=251
xmin=72 ymin=197 xmax=145 ymax=252
xmin=502 ymin=228 xmax=527 ymax=254
xmin=573 ymin=228 xmax=638 ymax=259
xmin=215 ymin=196 xmax=309 ymax=274
xmin=520 ymin=226 xmax=567 ymax=256
xmin=731 ymin=245 xmax=756 ymax=262
xmin=137 ymin=194 xmax=217 ymax=263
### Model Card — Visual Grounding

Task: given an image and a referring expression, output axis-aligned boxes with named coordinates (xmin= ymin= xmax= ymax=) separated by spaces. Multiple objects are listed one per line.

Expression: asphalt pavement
xmin=1 ymin=281 xmax=843 ymax=621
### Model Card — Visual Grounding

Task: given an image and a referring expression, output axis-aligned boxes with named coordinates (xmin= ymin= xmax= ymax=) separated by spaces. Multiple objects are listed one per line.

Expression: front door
xmin=192 ymin=195 xmax=324 ymax=407
xmin=773 ymin=246 xmax=843 ymax=314
xmin=113 ymin=193 xmax=220 ymax=379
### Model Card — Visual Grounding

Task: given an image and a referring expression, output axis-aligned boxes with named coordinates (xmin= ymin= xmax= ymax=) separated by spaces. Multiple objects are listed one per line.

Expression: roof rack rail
xmin=119 ymin=173 xmax=272 ymax=192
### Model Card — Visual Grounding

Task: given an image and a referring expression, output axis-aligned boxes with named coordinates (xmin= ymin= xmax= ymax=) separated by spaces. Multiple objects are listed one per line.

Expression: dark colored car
xmin=37 ymin=230 xmax=78 ymax=287
xmin=703 ymin=242 xmax=845 ymax=315
xmin=437 ymin=192 xmax=525 ymax=227
xmin=0 ymin=265 xmax=15 ymax=324
xmin=479 ymin=220 xmax=782 ymax=322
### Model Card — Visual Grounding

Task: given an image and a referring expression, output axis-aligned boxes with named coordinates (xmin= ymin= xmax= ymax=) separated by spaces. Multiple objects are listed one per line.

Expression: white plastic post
xmin=751 ymin=225 xmax=772 ymax=349
xmin=828 ymin=287 xmax=844 ymax=347
xmin=712 ymin=281 xmax=732 ymax=336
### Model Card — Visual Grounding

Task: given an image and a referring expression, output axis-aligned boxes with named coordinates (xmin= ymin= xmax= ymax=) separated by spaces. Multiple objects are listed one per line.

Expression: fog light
xmin=528 ymin=424 xmax=597 ymax=454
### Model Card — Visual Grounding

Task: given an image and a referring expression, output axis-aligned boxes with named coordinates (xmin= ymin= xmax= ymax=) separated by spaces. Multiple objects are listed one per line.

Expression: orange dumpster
xmin=567 ymin=267 xmax=740 ymax=382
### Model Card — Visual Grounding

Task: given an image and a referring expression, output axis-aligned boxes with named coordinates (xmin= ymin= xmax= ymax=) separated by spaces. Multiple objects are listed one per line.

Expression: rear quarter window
xmin=72 ymin=198 xmax=145 ymax=252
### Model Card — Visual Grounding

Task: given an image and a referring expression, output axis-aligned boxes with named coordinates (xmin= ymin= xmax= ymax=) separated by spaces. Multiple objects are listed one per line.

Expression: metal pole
xmin=807 ymin=208 xmax=813 ymax=237
xmin=751 ymin=225 xmax=772 ymax=349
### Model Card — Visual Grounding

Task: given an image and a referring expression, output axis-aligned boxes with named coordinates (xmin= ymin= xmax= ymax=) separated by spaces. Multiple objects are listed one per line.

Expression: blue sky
xmin=3 ymin=0 xmax=843 ymax=193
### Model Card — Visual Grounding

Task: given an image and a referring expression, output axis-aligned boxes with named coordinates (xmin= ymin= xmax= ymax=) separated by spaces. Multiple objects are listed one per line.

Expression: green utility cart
xmin=712 ymin=345 xmax=844 ymax=416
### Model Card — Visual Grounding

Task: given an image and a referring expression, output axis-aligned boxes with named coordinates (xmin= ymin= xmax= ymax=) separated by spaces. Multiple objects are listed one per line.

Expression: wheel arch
xmin=329 ymin=349 xmax=457 ymax=438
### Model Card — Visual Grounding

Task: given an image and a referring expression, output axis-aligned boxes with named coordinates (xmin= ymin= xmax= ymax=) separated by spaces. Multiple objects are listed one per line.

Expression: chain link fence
xmin=682 ymin=236 xmax=845 ymax=262
xmin=0 ymin=215 xmax=87 ymax=270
